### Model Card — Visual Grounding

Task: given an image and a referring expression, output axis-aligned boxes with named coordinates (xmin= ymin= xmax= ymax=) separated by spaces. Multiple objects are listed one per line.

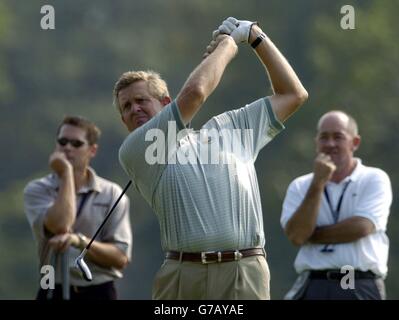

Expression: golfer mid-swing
xmin=114 ymin=17 xmax=308 ymax=299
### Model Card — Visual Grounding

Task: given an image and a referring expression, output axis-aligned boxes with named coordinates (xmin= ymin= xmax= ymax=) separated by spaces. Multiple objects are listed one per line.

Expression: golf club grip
xmin=85 ymin=180 xmax=132 ymax=250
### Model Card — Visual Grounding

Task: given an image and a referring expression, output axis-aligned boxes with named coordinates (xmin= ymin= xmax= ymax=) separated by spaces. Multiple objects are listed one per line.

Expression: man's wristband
xmin=251 ymin=32 xmax=266 ymax=49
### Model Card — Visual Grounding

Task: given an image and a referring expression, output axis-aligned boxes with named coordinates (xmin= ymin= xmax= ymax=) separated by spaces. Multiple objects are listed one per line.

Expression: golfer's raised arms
xmin=248 ymin=24 xmax=308 ymax=123
xmin=176 ymin=35 xmax=237 ymax=125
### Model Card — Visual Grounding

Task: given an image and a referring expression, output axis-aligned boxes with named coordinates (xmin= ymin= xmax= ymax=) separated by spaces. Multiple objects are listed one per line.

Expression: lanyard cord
xmin=76 ymin=191 xmax=92 ymax=218
xmin=320 ymin=180 xmax=351 ymax=253
xmin=323 ymin=180 xmax=351 ymax=223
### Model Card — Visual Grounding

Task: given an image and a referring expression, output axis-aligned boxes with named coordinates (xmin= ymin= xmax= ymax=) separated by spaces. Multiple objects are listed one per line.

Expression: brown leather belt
xmin=165 ymin=248 xmax=265 ymax=264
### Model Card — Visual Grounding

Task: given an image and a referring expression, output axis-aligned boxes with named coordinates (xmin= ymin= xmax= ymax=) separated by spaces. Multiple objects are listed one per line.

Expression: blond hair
xmin=113 ymin=70 xmax=170 ymax=113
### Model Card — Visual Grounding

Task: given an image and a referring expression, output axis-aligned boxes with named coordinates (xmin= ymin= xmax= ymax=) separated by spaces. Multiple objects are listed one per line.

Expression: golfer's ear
xmin=161 ymin=96 xmax=171 ymax=107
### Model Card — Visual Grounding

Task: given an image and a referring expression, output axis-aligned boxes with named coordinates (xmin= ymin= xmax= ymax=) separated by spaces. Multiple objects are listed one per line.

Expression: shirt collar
xmin=78 ymin=167 xmax=103 ymax=194
xmin=326 ymin=158 xmax=362 ymax=186
xmin=347 ymin=158 xmax=362 ymax=182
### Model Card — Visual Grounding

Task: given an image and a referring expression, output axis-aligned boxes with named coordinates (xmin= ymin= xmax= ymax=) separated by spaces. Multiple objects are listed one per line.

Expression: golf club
xmin=75 ymin=180 xmax=132 ymax=281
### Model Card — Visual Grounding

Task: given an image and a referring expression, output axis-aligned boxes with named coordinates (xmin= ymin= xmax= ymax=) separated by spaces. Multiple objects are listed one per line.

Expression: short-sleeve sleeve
xmin=280 ymin=178 xmax=305 ymax=229
xmin=23 ymin=180 xmax=54 ymax=240
xmin=353 ymin=169 xmax=392 ymax=232
xmin=100 ymin=188 xmax=132 ymax=260
xmin=203 ymin=97 xmax=285 ymax=161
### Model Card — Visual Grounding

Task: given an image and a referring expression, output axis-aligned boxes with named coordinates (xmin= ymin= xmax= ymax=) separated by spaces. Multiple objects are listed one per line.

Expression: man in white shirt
xmin=281 ymin=110 xmax=392 ymax=299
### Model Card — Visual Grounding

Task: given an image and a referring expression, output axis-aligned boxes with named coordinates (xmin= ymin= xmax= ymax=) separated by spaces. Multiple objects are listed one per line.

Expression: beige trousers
xmin=152 ymin=255 xmax=270 ymax=300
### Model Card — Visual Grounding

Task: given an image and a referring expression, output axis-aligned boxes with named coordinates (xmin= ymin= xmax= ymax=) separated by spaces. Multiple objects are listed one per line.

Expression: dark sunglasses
xmin=57 ymin=137 xmax=86 ymax=148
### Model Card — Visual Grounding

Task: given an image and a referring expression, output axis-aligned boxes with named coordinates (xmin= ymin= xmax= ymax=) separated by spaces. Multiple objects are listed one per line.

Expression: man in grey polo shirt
xmin=115 ymin=17 xmax=308 ymax=299
xmin=281 ymin=111 xmax=392 ymax=299
xmin=24 ymin=116 xmax=132 ymax=300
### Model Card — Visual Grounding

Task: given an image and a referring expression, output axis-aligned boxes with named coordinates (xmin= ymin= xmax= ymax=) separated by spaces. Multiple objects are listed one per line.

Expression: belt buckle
xmin=201 ymin=251 xmax=218 ymax=264
xmin=234 ymin=250 xmax=243 ymax=261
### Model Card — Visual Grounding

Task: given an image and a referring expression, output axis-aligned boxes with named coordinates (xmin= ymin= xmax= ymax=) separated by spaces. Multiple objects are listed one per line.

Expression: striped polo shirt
xmin=120 ymin=97 xmax=284 ymax=252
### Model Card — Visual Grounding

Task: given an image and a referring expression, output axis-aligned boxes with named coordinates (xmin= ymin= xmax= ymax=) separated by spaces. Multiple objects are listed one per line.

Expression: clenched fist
xmin=313 ymin=153 xmax=336 ymax=185
xmin=49 ymin=151 xmax=72 ymax=177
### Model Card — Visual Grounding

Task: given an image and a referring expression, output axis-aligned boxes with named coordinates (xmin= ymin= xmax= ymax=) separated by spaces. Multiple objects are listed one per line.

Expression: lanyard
xmin=323 ymin=180 xmax=351 ymax=223
xmin=76 ymin=191 xmax=92 ymax=218
xmin=320 ymin=180 xmax=351 ymax=253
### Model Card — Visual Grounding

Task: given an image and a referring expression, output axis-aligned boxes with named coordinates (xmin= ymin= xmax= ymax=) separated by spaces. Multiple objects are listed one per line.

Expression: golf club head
xmin=75 ymin=251 xmax=92 ymax=282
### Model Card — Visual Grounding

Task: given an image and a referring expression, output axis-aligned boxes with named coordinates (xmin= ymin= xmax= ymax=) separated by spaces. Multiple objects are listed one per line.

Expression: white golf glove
xmin=213 ymin=17 xmax=257 ymax=44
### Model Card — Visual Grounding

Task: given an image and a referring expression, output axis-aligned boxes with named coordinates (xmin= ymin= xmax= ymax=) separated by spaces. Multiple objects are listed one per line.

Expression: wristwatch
xmin=76 ymin=232 xmax=89 ymax=250
xmin=251 ymin=32 xmax=266 ymax=49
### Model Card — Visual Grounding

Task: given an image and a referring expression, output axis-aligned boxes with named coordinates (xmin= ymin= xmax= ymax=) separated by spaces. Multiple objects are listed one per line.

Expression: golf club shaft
xmin=85 ymin=180 xmax=132 ymax=250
